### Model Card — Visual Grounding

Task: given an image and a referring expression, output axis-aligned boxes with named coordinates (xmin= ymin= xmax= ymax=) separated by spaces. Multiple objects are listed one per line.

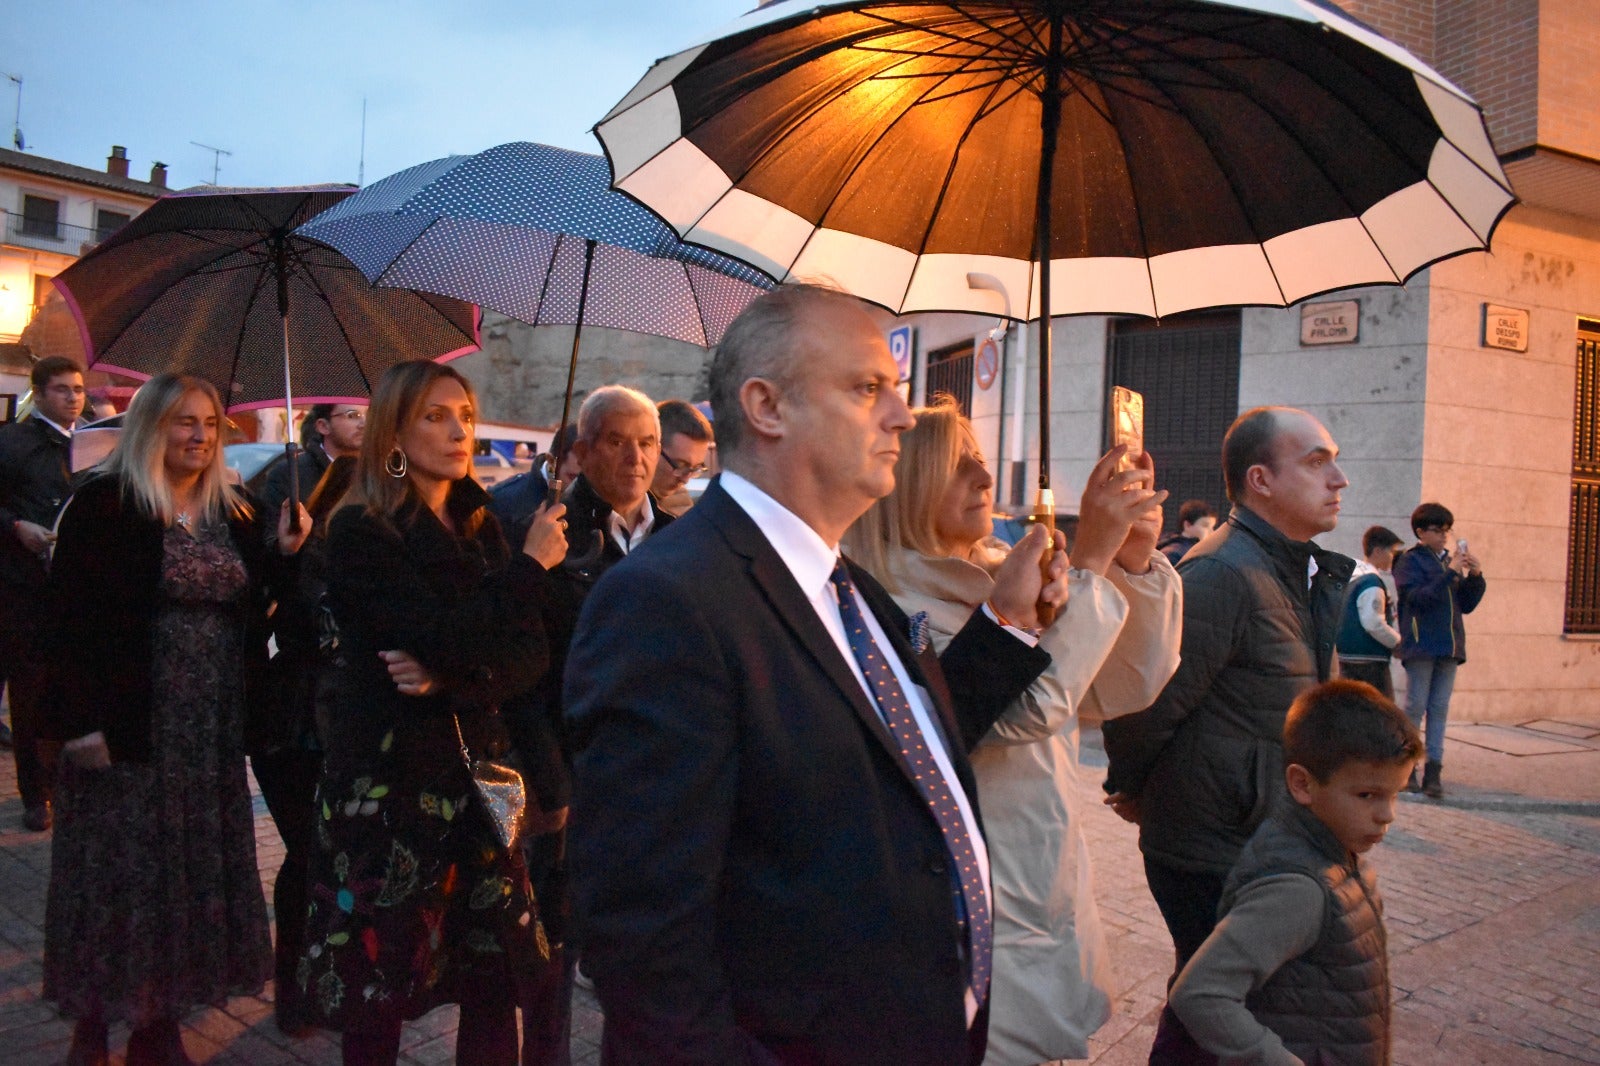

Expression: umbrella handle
xmin=285 ymin=442 xmax=303 ymax=533
xmin=1032 ymin=488 xmax=1056 ymax=628
xmin=545 ymin=477 xmax=606 ymax=573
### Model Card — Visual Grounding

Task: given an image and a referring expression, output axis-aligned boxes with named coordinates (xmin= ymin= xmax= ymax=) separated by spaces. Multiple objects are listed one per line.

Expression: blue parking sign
xmin=888 ymin=325 xmax=914 ymax=381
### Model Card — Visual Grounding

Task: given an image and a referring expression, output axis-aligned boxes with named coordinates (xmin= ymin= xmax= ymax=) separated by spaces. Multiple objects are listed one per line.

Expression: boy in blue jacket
xmin=1394 ymin=502 xmax=1485 ymax=797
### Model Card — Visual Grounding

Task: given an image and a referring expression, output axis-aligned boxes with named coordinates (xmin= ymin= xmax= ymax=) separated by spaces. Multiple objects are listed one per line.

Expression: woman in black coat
xmin=297 ymin=360 xmax=567 ymax=1066
xmin=42 ymin=373 xmax=309 ymax=1066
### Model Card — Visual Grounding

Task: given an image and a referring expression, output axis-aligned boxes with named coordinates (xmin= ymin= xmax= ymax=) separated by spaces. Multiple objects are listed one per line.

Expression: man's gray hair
xmin=577 ymin=384 xmax=658 ymax=444
xmin=709 ymin=283 xmax=865 ymax=457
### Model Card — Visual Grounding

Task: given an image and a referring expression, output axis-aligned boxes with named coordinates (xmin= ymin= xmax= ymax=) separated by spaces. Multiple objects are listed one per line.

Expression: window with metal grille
xmin=1106 ymin=311 xmax=1240 ymax=532
xmin=21 ymin=195 xmax=60 ymax=239
xmin=926 ymin=338 xmax=974 ymax=417
xmin=95 ymin=208 xmax=132 ymax=243
xmin=1565 ymin=318 xmax=1600 ymax=634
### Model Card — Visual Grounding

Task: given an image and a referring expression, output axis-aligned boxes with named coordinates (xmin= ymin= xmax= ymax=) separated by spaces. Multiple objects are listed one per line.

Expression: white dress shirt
xmin=719 ymin=471 xmax=990 ymax=1022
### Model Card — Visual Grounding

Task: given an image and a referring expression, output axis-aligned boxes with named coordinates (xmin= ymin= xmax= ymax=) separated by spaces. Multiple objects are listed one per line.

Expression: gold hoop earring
xmin=385 ymin=446 xmax=408 ymax=479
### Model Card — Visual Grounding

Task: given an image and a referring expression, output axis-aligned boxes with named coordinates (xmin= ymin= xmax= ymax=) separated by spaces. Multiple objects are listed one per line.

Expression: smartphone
xmin=1455 ymin=537 xmax=1469 ymax=556
xmin=1110 ymin=385 xmax=1145 ymax=473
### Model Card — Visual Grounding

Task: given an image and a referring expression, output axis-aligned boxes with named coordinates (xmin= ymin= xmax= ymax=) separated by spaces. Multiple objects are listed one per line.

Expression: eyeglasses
xmin=660 ymin=452 xmax=709 ymax=479
xmin=328 ymin=410 xmax=366 ymax=423
xmin=47 ymin=385 xmax=86 ymax=396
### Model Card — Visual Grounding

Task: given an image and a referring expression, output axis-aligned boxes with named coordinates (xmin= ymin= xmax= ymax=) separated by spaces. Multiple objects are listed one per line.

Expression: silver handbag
xmin=452 ymin=714 xmax=529 ymax=851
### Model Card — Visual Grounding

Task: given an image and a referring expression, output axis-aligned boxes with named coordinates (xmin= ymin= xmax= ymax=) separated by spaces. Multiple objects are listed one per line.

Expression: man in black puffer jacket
xmin=1103 ymin=406 xmax=1355 ymax=1065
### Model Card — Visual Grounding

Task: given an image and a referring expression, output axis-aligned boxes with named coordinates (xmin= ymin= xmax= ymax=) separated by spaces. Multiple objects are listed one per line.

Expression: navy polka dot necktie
xmin=829 ymin=560 xmax=992 ymax=1003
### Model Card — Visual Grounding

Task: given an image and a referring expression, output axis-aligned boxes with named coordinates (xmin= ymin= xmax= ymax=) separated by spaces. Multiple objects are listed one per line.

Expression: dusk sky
xmin=6 ymin=0 xmax=753 ymax=191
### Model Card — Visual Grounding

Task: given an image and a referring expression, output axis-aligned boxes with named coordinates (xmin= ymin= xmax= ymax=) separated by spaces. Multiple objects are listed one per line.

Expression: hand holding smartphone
xmin=1111 ymin=386 xmax=1145 ymax=474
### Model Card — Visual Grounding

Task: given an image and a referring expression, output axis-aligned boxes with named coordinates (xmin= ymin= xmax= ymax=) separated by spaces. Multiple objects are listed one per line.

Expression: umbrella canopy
xmin=297 ymin=142 xmax=774 ymax=499
xmin=598 ymin=0 xmax=1512 ymax=320
xmin=595 ymin=0 xmax=1514 ymax=501
xmin=297 ymin=142 xmax=773 ymax=349
xmin=52 ymin=184 xmax=481 ymax=412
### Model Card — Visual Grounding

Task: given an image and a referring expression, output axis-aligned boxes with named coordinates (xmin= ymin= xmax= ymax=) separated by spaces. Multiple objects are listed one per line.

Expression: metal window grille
xmin=1565 ymin=321 xmax=1600 ymax=633
xmin=1106 ymin=312 xmax=1240 ymax=531
xmin=926 ymin=339 xmax=974 ymax=417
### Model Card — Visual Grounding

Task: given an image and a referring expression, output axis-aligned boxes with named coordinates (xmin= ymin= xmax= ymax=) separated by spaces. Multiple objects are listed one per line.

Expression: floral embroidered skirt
xmin=298 ymin=726 xmax=548 ymax=1031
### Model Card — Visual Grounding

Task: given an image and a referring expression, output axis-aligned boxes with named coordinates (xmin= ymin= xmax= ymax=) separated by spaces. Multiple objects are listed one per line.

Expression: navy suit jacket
xmin=565 ymin=480 xmax=1050 ymax=1065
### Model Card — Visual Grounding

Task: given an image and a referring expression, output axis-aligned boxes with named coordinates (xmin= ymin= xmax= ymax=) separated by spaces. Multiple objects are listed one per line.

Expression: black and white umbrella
xmin=596 ymin=0 xmax=1514 ymax=501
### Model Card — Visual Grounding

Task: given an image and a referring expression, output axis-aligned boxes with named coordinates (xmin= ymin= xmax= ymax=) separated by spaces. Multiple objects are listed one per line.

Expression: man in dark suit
xmin=0 ymin=356 xmax=90 ymax=831
xmin=565 ymin=284 xmax=1063 ymax=1065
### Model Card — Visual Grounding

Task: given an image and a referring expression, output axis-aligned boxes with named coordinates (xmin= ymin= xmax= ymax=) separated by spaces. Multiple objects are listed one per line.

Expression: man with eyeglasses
xmin=650 ymin=399 xmax=713 ymax=517
xmin=0 ymin=356 xmax=92 ymax=831
xmin=259 ymin=402 xmax=366 ymax=522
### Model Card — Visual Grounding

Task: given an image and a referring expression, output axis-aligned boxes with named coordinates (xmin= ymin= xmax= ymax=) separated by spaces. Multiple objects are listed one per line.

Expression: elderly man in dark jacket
xmin=508 ymin=383 xmax=674 ymax=1066
xmin=1103 ymin=406 xmax=1354 ymax=1066
xmin=0 ymin=356 xmax=91 ymax=831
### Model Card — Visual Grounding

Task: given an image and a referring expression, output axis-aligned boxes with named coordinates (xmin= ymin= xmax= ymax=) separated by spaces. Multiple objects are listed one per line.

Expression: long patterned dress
xmin=43 ymin=519 xmax=272 ymax=1025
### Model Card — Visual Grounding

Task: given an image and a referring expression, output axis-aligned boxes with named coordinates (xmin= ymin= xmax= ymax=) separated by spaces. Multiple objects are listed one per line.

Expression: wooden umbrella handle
xmin=1032 ymin=488 xmax=1056 ymax=628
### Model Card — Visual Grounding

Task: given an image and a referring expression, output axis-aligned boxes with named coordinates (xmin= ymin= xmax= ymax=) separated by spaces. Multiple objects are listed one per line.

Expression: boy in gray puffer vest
xmin=1170 ymin=681 xmax=1423 ymax=1065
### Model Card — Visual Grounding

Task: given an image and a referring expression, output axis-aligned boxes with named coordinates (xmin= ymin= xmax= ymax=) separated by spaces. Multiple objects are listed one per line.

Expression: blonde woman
xmin=845 ymin=399 xmax=1182 ymax=1065
xmin=42 ymin=374 xmax=309 ymax=1066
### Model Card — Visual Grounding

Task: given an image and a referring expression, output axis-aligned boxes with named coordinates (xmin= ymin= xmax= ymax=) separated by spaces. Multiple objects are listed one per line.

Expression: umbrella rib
xmin=286 ymin=239 xmax=376 ymax=395
xmin=670 ymin=27 xmax=948 ymax=254
xmin=533 ymin=232 xmax=570 ymax=326
xmin=1107 ymin=53 xmax=1289 ymax=304
xmin=1076 ymin=12 xmax=1422 ymax=298
xmin=890 ymin=55 xmax=1023 ymax=311
xmin=681 ymin=260 xmax=714 ymax=348
xmin=223 ymin=259 xmax=275 ymax=406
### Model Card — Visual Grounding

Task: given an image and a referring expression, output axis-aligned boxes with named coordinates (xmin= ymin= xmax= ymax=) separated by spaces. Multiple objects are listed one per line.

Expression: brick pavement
xmin=0 ymin=719 xmax=1594 ymax=1065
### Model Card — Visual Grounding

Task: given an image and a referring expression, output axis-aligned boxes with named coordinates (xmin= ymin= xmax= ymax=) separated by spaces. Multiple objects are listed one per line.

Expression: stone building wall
xmin=453 ymin=310 xmax=714 ymax=428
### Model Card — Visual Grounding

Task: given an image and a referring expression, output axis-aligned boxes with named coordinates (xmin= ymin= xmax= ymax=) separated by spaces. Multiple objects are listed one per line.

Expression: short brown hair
xmin=709 ymin=282 xmax=862 ymax=457
xmin=657 ymin=399 xmax=712 ymax=443
xmin=31 ymin=355 xmax=84 ymax=391
xmin=1221 ymin=407 xmax=1282 ymax=504
xmin=1284 ymin=680 xmax=1423 ymax=784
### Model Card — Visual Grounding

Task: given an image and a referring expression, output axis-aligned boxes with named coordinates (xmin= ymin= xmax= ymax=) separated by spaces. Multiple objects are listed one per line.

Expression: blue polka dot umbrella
xmin=297 ymin=142 xmax=775 ymax=464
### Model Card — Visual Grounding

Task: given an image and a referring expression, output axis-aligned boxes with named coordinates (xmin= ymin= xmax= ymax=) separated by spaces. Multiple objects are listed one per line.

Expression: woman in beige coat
xmin=846 ymin=399 xmax=1182 ymax=1065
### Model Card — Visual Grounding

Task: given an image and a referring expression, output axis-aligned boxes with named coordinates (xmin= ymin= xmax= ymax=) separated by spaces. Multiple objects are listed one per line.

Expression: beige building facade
xmin=0 ymin=145 xmax=166 ymax=409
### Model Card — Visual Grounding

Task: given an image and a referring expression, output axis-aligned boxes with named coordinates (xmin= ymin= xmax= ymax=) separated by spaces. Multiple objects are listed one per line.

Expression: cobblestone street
xmin=0 ymin=720 xmax=1595 ymax=1065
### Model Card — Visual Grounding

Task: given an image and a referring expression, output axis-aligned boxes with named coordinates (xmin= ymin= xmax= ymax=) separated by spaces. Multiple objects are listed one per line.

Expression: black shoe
xmin=23 ymin=803 xmax=51 ymax=832
xmin=1403 ymin=767 xmax=1421 ymax=794
xmin=1422 ymin=760 xmax=1443 ymax=799
xmin=0 ymin=721 xmax=12 ymax=749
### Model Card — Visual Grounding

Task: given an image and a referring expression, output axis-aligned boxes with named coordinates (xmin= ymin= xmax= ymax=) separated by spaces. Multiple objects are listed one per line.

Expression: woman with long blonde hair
xmin=845 ymin=397 xmax=1182 ymax=1065
xmin=42 ymin=373 xmax=310 ymax=1066
xmin=297 ymin=360 xmax=567 ymax=1066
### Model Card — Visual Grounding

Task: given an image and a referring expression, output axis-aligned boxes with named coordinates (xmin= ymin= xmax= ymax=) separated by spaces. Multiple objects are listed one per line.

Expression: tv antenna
xmin=2 ymin=73 xmax=22 ymax=151
xmin=190 ymin=141 xmax=232 ymax=184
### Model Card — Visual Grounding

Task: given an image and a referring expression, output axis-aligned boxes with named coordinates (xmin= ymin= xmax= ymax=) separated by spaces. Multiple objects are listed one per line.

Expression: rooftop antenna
xmin=358 ymin=97 xmax=367 ymax=186
xmin=190 ymin=140 xmax=232 ymax=184
xmin=2 ymin=73 xmax=22 ymax=151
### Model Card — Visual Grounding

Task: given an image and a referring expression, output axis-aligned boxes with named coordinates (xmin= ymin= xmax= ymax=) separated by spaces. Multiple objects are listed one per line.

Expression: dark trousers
xmin=252 ymin=745 xmax=324 ymax=1029
xmin=522 ymin=828 xmax=574 ymax=1066
xmin=1338 ymin=657 xmax=1394 ymax=700
xmin=1143 ymin=857 xmax=1227 ymax=1066
xmin=0 ymin=589 xmax=54 ymax=810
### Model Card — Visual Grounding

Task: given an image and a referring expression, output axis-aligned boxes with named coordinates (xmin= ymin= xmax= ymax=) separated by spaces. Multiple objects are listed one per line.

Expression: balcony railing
xmin=1 ymin=210 xmax=113 ymax=254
